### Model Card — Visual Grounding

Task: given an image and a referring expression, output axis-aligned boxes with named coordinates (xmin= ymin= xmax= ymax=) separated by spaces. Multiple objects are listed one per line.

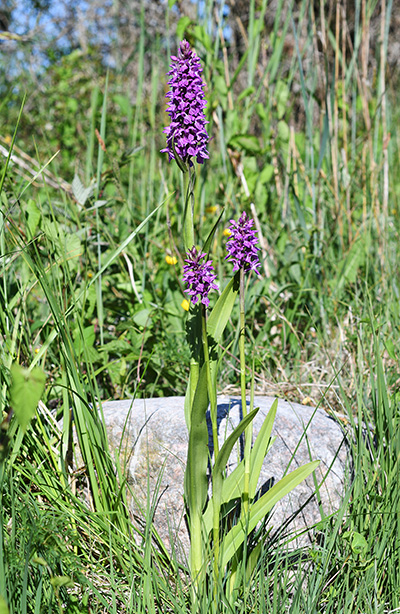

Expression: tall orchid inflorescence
xmin=225 ymin=212 xmax=261 ymax=274
xmin=182 ymin=247 xmax=219 ymax=307
xmin=161 ymin=40 xmax=209 ymax=167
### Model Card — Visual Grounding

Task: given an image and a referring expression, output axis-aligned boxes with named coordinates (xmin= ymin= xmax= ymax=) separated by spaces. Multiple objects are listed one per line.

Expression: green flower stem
xmin=201 ymin=306 xmax=219 ymax=460
xmin=239 ymin=268 xmax=246 ymax=418
xmin=183 ymin=165 xmax=195 ymax=252
xmin=190 ymin=512 xmax=203 ymax=594
xmin=212 ymin=500 xmax=220 ymax=591
xmin=201 ymin=305 xmax=220 ymax=586
xmin=239 ymin=267 xmax=251 ymax=515
xmin=188 ymin=361 xmax=199 ymax=413
xmin=184 ymin=167 xmax=198 ymax=417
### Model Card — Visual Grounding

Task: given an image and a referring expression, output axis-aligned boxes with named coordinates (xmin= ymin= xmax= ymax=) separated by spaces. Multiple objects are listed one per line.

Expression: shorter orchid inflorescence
xmin=182 ymin=246 xmax=219 ymax=307
xmin=225 ymin=211 xmax=261 ymax=274
xmin=182 ymin=212 xmax=260 ymax=310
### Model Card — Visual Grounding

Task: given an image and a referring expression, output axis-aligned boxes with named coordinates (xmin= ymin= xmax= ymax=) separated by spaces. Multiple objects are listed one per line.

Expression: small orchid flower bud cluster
xmin=182 ymin=247 xmax=219 ymax=307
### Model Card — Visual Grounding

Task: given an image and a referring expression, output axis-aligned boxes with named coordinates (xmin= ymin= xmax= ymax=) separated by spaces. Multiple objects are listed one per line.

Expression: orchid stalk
xmin=162 ymin=41 xmax=320 ymax=607
xmin=225 ymin=212 xmax=261 ymax=514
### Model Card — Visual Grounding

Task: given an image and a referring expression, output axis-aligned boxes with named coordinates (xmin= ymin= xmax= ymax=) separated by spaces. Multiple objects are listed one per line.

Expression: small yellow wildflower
xmin=181 ymin=298 xmax=190 ymax=311
xmin=165 ymin=254 xmax=178 ymax=265
xmin=34 ymin=348 xmax=40 ymax=354
xmin=87 ymin=271 xmax=93 ymax=278
xmin=223 ymin=228 xmax=231 ymax=237
xmin=206 ymin=205 xmax=217 ymax=214
xmin=4 ymin=135 xmax=12 ymax=145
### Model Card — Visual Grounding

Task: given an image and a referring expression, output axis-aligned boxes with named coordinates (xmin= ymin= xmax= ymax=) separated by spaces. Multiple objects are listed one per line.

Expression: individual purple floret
xmin=161 ymin=40 xmax=209 ymax=167
xmin=183 ymin=247 xmax=219 ymax=307
xmin=225 ymin=212 xmax=261 ymax=274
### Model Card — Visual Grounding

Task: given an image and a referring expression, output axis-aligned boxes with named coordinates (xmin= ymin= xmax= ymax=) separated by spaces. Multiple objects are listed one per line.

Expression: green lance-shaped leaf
xmin=245 ymin=540 xmax=263 ymax=583
xmin=207 ymin=274 xmax=240 ymax=399
xmin=208 ymin=399 xmax=276 ymax=596
xmin=184 ymin=363 xmax=198 ymax=430
xmin=184 ymin=362 xmax=210 ymax=582
xmin=184 ymin=362 xmax=210 ymax=518
xmin=209 ymin=408 xmax=259 ymax=569
xmin=10 ymin=364 xmax=46 ymax=432
xmin=184 ymin=303 xmax=202 ymax=429
xmin=0 ymin=596 xmax=9 ymax=614
xmin=248 ymin=399 xmax=278 ymax=499
xmin=212 ymin=408 xmax=260 ymax=503
xmin=202 ymin=208 xmax=225 ymax=256
xmin=226 ymin=540 xmax=264 ymax=602
xmin=207 ymin=273 xmax=239 ymax=344
xmin=220 ymin=460 xmax=320 ymax=569
xmin=202 ymin=403 xmax=277 ymax=537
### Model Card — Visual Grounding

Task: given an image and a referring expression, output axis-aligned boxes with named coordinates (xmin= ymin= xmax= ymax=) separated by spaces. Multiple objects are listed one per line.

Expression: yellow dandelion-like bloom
xmin=181 ymin=298 xmax=190 ymax=311
xmin=165 ymin=255 xmax=178 ymax=265
xmin=206 ymin=205 xmax=217 ymax=214
xmin=223 ymin=228 xmax=231 ymax=237
xmin=4 ymin=135 xmax=12 ymax=145
xmin=34 ymin=348 xmax=40 ymax=354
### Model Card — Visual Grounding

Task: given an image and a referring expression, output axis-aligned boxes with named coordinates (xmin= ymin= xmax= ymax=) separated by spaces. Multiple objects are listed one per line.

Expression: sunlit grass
xmin=1 ymin=0 xmax=400 ymax=611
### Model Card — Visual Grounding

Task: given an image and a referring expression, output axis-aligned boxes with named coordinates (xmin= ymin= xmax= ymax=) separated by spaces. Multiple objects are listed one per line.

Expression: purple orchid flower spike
xmin=225 ymin=212 xmax=261 ymax=274
xmin=183 ymin=247 xmax=219 ymax=307
xmin=161 ymin=40 xmax=209 ymax=168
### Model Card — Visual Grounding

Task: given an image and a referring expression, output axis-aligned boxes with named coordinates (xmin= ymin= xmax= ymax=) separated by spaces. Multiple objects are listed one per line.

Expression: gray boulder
xmin=100 ymin=396 xmax=349 ymax=561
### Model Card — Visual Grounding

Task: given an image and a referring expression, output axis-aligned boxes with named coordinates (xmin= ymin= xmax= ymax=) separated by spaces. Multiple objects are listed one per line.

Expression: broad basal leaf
xmin=10 ymin=364 xmax=46 ymax=432
xmin=220 ymin=460 xmax=320 ymax=568
xmin=0 ymin=596 xmax=9 ymax=614
xmin=184 ymin=363 xmax=209 ymax=516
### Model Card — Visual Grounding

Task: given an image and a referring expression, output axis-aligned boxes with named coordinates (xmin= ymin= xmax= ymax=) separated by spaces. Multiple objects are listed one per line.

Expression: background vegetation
xmin=1 ymin=0 xmax=400 ymax=612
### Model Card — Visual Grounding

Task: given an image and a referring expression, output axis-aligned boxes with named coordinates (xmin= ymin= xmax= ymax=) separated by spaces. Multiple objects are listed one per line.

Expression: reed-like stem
xmin=189 ymin=511 xmax=203 ymax=599
xmin=202 ymin=306 xmax=219 ymax=462
xmin=201 ymin=304 xmax=221 ymax=589
xmin=183 ymin=165 xmax=195 ymax=252
xmin=184 ymin=166 xmax=198 ymax=419
xmin=239 ymin=268 xmax=252 ymax=515
xmin=239 ymin=268 xmax=247 ymax=420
